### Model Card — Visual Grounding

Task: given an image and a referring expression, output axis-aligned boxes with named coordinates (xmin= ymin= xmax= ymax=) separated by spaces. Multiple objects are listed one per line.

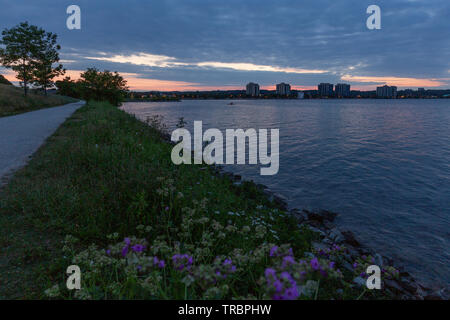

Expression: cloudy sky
xmin=1 ymin=0 xmax=449 ymax=91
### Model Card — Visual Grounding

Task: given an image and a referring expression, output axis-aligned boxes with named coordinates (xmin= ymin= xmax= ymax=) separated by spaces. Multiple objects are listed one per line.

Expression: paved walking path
xmin=0 ymin=101 xmax=84 ymax=183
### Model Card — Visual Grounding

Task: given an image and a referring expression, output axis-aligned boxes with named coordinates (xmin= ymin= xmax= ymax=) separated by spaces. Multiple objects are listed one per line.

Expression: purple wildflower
xmin=273 ymin=279 xmax=283 ymax=292
xmin=329 ymin=261 xmax=336 ymax=269
xmin=284 ymin=286 xmax=300 ymax=300
xmin=281 ymin=256 xmax=295 ymax=268
xmin=280 ymin=271 xmax=294 ymax=283
xmin=310 ymin=257 xmax=320 ymax=271
xmin=265 ymin=268 xmax=277 ymax=280
xmin=265 ymin=269 xmax=299 ymax=300
xmin=152 ymin=256 xmax=165 ymax=268
xmin=172 ymin=253 xmax=193 ymax=271
xmin=121 ymin=245 xmax=129 ymax=257
xmin=223 ymin=258 xmax=232 ymax=266
xmin=269 ymin=246 xmax=279 ymax=257
xmin=279 ymin=272 xmax=299 ymax=300
xmin=131 ymin=244 xmax=145 ymax=253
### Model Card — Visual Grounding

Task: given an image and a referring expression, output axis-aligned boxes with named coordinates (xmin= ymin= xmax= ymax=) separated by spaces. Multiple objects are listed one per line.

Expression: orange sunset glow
xmin=1 ymin=68 xmax=447 ymax=91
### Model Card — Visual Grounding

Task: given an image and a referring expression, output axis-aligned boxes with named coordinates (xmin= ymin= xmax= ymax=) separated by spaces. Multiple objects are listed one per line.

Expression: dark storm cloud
xmin=0 ymin=0 xmax=449 ymax=89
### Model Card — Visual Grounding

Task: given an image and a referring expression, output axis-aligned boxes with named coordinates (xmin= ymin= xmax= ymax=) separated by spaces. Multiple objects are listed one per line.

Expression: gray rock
xmin=328 ymin=228 xmax=345 ymax=243
xmin=263 ymin=190 xmax=274 ymax=200
xmin=305 ymin=209 xmax=338 ymax=223
xmin=306 ymin=211 xmax=325 ymax=223
xmin=323 ymin=220 xmax=336 ymax=230
xmin=290 ymin=209 xmax=307 ymax=224
xmin=318 ymin=210 xmax=338 ymax=222
xmin=307 ymin=219 xmax=323 ymax=229
xmin=384 ymin=279 xmax=403 ymax=293
xmin=341 ymin=230 xmax=361 ymax=247
xmin=307 ymin=226 xmax=326 ymax=238
xmin=346 ymin=246 xmax=361 ymax=258
xmin=398 ymin=280 xmax=417 ymax=293
xmin=272 ymin=193 xmax=288 ymax=210
xmin=424 ymin=289 xmax=447 ymax=300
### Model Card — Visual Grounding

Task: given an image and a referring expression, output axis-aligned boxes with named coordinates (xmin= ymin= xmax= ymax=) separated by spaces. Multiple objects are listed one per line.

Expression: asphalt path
xmin=0 ymin=101 xmax=84 ymax=183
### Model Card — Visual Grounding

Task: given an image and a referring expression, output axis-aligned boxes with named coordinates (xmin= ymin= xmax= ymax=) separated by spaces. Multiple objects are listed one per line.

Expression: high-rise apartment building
xmin=246 ymin=82 xmax=260 ymax=97
xmin=276 ymin=83 xmax=291 ymax=96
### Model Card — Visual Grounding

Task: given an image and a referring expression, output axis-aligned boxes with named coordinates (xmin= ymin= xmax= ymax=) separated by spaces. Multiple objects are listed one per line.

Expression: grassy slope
xmin=0 ymin=84 xmax=76 ymax=117
xmin=0 ymin=101 xmax=387 ymax=300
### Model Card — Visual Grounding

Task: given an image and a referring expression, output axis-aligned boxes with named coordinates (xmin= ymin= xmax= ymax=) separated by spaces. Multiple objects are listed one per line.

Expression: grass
xmin=0 ymin=84 xmax=77 ymax=117
xmin=0 ymin=101 xmax=395 ymax=300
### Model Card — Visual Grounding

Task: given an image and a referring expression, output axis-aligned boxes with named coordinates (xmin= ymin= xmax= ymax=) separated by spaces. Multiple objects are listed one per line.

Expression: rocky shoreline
xmin=214 ymin=167 xmax=447 ymax=300
xmin=158 ymin=125 xmax=447 ymax=300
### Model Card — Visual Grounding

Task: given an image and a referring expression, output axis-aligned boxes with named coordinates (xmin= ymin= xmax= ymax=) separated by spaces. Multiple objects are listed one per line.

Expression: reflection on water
xmin=122 ymin=99 xmax=450 ymax=288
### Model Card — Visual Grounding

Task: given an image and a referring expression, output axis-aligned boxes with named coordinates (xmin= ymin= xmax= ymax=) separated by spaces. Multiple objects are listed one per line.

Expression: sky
xmin=0 ymin=0 xmax=449 ymax=91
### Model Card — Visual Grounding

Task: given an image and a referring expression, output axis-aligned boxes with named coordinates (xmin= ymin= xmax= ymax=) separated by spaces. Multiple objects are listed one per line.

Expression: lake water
xmin=122 ymin=99 xmax=450 ymax=289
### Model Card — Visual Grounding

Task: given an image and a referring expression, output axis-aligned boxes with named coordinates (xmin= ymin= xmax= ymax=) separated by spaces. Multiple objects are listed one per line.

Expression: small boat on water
xmin=227 ymin=102 xmax=235 ymax=105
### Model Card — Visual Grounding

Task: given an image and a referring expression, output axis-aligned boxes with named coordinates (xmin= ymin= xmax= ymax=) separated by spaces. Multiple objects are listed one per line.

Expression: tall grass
xmin=0 ymin=84 xmax=76 ymax=117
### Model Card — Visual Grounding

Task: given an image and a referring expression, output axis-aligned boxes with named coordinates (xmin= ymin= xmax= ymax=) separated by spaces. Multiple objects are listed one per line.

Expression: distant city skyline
xmin=1 ymin=0 xmax=449 ymax=91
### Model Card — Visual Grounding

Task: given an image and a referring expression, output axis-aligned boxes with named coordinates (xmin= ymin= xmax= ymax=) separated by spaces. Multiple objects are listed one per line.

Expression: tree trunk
xmin=22 ymin=60 xmax=28 ymax=96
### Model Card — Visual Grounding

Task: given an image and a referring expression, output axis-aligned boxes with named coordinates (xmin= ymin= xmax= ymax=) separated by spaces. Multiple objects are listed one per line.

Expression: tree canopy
xmin=0 ymin=22 xmax=64 ymax=95
xmin=56 ymin=69 xmax=128 ymax=106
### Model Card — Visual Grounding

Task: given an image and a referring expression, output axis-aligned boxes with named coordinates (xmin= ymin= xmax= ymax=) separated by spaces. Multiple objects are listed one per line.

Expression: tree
xmin=32 ymin=31 xmax=65 ymax=95
xmin=79 ymin=68 xmax=128 ymax=105
xmin=0 ymin=22 xmax=44 ymax=96
xmin=55 ymin=76 xmax=81 ymax=98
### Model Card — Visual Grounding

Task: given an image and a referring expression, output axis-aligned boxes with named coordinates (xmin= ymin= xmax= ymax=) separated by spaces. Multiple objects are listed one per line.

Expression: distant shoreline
xmin=125 ymin=97 xmax=450 ymax=103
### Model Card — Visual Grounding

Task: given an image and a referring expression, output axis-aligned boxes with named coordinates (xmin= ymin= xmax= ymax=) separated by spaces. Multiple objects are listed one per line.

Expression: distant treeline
xmin=127 ymin=89 xmax=450 ymax=101
xmin=56 ymin=69 xmax=128 ymax=106
xmin=127 ymin=90 xmax=301 ymax=101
